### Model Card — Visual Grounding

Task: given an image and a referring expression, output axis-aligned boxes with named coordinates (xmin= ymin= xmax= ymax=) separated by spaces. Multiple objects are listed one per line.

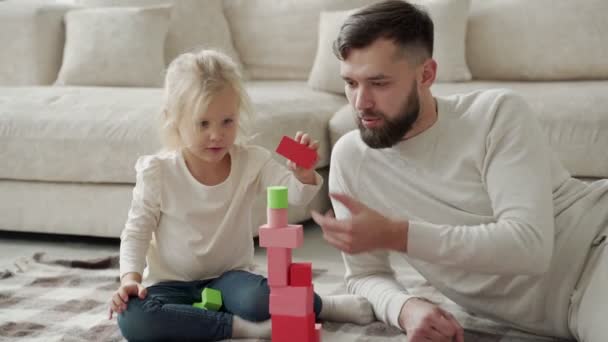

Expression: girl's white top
xmin=119 ymin=144 xmax=322 ymax=286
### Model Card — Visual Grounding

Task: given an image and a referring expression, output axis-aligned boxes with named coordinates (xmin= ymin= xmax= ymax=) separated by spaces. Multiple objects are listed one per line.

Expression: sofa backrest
xmin=0 ymin=3 xmax=72 ymax=86
xmin=467 ymin=0 xmax=608 ymax=81
xmin=223 ymin=0 xmax=381 ymax=80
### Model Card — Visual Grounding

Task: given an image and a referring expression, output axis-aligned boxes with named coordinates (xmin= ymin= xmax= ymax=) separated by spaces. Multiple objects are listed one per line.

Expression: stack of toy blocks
xmin=259 ymin=186 xmax=322 ymax=342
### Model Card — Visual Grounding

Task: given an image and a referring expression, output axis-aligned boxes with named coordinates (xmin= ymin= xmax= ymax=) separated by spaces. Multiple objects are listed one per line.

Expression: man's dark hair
xmin=333 ymin=0 xmax=434 ymax=63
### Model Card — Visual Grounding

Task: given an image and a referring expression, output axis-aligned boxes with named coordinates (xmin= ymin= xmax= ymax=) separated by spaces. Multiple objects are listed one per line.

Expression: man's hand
xmin=399 ymin=298 xmax=464 ymax=342
xmin=311 ymin=193 xmax=408 ymax=254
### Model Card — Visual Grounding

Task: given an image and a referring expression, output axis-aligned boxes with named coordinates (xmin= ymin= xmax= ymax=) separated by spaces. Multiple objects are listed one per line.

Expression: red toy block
xmin=267 ymin=207 xmax=288 ymax=228
xmin=276 ymin=135 xmax=318 ymax=169
xmin=259 ymin=224 xmax=303 ymax=248
xmin=269 ymin=286 xmax=314 ymax=316
xmin=315 ymin=323 xmax=322 ymax=342
xmin=271 ymin=313 xmax=316 ymax=342
xmin=289 ymin=262 xmax=312 ymax=286
xmin=267 ymin=247 xmax=291 ymax=287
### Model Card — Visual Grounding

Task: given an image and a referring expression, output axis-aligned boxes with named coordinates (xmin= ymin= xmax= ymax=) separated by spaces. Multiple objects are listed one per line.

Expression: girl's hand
xmin=288 ymin=131 xmax=319 ymax=185
xmin=108 ymin=280 xmax=147 ymax=319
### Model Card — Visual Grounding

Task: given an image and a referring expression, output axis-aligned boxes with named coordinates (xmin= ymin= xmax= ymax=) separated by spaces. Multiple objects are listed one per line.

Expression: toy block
xmin=192 ymin=288 xmax=222 ymax=311
xmin=267 ymin=186 xmax=288 ymax=209
xmin=267 ymin=207 xmax=288 ymax=228
xmin=289 ymin=262 xmax=312 ymax=286
xmin=271 ymin=313 xmax=316 ymax=342
xmin=315 ymin=323 xmax=322 ymax=342
xmin=259 ymin=224 xmax=303 ymax=248
xmin=276 ymin=135 xmax=318 ymax=169
xmin=269 ymin=286 xmax=314 ymax=316
xmin=267 ymin=247 xmax=291 ymax=287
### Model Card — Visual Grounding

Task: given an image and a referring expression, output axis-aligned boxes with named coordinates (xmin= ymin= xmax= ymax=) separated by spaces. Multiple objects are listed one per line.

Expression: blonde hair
xmin=159 ymin=49 xmax=254 ymax=150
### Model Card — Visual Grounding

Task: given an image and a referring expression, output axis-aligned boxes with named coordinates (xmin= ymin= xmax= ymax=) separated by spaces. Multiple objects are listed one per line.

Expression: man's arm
xmin=406 ymin=92 xmax=555 ymax=275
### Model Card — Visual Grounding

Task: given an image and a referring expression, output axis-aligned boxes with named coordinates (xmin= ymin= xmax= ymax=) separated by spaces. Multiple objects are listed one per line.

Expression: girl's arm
xmin=119 ymin=156 xmax=162 ymax=282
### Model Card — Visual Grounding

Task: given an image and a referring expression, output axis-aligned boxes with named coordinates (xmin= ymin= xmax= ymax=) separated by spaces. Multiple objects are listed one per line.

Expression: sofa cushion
xmin=75 ymin=0 xmax=241 ymax=67
xmin=56 ymin=6 xmax=171 ymax=87
xmin=0 ymin=82 xmax=345 ymax=183
xmin=329 ymin=81 xmax=608 ymax=178
xmin=467 ymin=0 xmax=608 ymax=80
xmin=309 ymin=0 xmax=472 ymax=94
xmin=0 ymin=2 xmax=73 ymax=86
xmin=223 ymin=0 xmax=381 ymax=80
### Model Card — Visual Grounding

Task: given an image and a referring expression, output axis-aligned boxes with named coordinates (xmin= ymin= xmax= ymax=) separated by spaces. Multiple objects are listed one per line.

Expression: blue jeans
xmin=117 ymin=270 xmax=323 ymax=341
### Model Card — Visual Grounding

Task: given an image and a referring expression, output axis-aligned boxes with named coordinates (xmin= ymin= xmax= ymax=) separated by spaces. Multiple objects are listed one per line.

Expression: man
xmin=311 ymin=1 xmax=608 ymax=341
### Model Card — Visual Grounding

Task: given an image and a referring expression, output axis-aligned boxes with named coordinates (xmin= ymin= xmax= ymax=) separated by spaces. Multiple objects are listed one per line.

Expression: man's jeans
xmin=118 ymin=270 xmax=322 ymax=341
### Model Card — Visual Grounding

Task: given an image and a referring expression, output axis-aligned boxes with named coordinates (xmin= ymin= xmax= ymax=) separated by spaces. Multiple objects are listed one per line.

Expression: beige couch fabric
xmin=74 ymin=0 xmax=241 ymax=67
xmin=56 ymin=6 xmax=171 ymax=87
xmin=329 ymin=81 xmax=608 ymax=178
xmin=0 ymin=82 xmax=345 ymax=183
xmin=0 ymin=3 xmax=72 ymax=86
xmin=223 ymin=0 xmax=382 ymax=80
xmin=467 ymin=0 xmax=608 ymax=80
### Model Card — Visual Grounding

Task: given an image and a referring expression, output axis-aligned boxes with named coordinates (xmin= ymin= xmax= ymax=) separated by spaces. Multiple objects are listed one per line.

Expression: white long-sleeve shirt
xmin=330 ymin=89 xmax=608 ymax=339
xmin=120 ymin=144 xmax=322 ymax=286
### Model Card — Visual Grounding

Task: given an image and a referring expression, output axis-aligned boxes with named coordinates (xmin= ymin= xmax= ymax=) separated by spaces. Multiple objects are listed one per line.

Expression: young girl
xmin=109 ymin=49 xmax=374 ymax=341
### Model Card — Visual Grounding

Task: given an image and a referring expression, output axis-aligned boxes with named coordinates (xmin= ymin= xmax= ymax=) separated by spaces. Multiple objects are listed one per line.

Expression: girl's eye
xmin=200 ymin=121 xmax=209 ymax=128
xmin=224 ymin=118 xmax=234 ymax=125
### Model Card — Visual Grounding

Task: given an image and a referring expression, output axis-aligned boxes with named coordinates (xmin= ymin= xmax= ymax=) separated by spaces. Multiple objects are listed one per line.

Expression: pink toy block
xmin=267 ymin=247 xmax=291 ymax=287
xmin=289 ymin=262 xmax=312 ymax=286
xmin=269 ymin=286 xmax=314 ymax=316
xmin=267 ymin=207 xmax=288 ymax=228
xmin=315 ymin=323 xmax=322 ymax=342
xmin=276 ymin=135 xmax=318 ymax=169
xmin=259 ymin=224 xmax=303 ymax=248
xmin=271 ymin=313 xmax=316 ymax=342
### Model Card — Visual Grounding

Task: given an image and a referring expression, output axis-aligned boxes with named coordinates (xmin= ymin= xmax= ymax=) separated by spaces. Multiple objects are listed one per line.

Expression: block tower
xmin=259 ymin=186 xmax=322 ymax=342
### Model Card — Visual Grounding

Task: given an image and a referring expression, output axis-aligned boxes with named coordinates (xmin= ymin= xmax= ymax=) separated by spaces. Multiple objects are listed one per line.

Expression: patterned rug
xmin=0 ymin=253 xmax=569 ymax=341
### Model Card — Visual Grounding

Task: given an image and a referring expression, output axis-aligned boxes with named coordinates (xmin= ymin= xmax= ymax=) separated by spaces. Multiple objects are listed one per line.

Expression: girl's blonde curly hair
xmin=159 ymin=49 xmax=254 ymax=151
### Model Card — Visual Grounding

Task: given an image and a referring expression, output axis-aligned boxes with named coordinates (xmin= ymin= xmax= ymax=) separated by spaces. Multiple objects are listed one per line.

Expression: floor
xmin=0 ymin=220 xmax=345 ymax=271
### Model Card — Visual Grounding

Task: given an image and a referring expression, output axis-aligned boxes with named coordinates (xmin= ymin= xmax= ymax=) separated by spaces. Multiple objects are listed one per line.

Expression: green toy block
xmin=192 ymin=288 xmax=223 ymax=311
xmin=267 ymin=186 xmax=288 ymax=209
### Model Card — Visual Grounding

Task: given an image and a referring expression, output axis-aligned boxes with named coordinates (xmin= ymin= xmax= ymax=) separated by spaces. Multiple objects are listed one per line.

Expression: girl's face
xmin=179 ymin=86 xmax=239 ymax=165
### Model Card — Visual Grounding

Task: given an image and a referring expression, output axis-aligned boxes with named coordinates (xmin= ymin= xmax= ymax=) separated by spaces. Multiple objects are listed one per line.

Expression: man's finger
xmin=311 ymin=210 xmax=350 ymax=233
xmin=443 ymin=312 xmax=464 ymax=342
xmin=322 ymin=231 xmax=351 ymax=252
xmin=108 ymin=307 xmax=113 ymax=320
xmin=431 ymin=314 xmax=456 ymax=337
xmin=329 ymin=193 xmax=363 ymax=214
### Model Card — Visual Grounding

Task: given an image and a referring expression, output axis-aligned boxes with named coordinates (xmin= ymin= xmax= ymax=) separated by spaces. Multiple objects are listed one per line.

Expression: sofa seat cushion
xmin=0 ymin=82 xmax=345 ymax=183
xmin=329 ymin=81 xmax=608 ymax=178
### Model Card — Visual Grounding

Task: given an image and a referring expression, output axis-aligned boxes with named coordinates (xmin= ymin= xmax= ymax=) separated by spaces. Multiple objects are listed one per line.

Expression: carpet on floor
xmin=0 ymin=253 xmax=569 ymax=341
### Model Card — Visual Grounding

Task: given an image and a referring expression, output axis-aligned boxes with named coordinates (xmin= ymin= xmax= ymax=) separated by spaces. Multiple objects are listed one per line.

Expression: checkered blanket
xmin=0 ymin=253 xmax=569 ymax=341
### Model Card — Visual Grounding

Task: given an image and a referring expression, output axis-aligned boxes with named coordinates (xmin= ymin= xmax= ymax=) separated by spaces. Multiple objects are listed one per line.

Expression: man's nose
xmin=354 ymin=87 xmax=373 ymax=111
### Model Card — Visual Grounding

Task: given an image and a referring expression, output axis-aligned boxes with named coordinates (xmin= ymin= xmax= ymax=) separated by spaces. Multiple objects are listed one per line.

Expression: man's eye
xmin=345 ymin=80 xmax=356 ymax=87
xmin=372 ymin=82 xmax=387 ymax=87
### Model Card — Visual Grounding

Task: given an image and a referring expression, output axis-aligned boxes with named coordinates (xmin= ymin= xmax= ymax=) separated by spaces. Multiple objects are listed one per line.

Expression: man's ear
xmin=418 ymin=58 xmax=437 ymax=88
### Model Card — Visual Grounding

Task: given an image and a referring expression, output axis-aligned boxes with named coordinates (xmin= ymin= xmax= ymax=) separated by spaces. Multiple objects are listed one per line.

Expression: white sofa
xmin=1 ymin=0 xmax=607 ymax=238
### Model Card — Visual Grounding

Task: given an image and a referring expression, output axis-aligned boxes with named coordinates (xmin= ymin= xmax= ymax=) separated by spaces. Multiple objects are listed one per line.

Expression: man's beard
xmin=356 ymin=87 xmax=420 ymax=149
